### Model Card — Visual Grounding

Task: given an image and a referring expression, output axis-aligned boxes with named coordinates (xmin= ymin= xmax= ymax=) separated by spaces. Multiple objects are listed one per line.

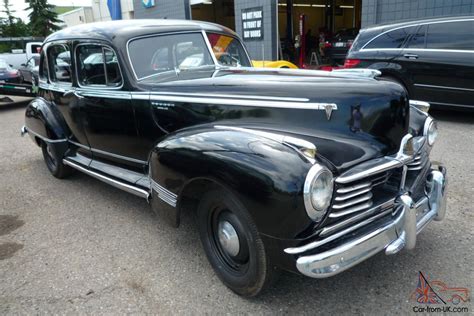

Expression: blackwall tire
xmin=41 ymin=142 xmax=74 ymax=179
xmin=197 ymin=188 xmax=278 ymax=297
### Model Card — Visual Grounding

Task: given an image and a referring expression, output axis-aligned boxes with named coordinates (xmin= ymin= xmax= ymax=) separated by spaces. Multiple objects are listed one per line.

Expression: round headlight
xmin=424 ymin=117 xmax=438 ymax=146
xmin=303 ymin=164 xmax=334 ymax=221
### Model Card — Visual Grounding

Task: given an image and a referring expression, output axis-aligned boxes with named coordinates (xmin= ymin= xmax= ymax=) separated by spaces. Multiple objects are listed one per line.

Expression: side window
xmin=406 ymin=25 xmax=426 ymax=49
xmin=128 ymin=33 xmax=214 ymax=80
xmin=39 ymin=50 xmax=48 ymax=81
xmin=426 ymin=21 xmax=474 ymax=50
xmin=47 ymin=44 xmax=72 ymax=84
xmin=365 ymin=26 xmax=415 ymax=49
xmin=76 ymin=44 xmax=122 ymax=87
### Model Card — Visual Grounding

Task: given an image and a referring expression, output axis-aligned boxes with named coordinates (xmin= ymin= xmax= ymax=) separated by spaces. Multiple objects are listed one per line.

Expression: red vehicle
xmin=431 ymin=281 xmax=470 ymax=305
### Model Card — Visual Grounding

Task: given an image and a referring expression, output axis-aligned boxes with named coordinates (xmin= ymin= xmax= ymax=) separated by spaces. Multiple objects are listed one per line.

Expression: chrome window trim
xmin=126 ymin=30 xmax=213 ymax=81
xmin=360 ymin=18 xmax=474 ymax=51
xmin=45 ymin=41 xmax=73 ymax=87
xmin=74 ymin=42 xmax=124 ymax=90
xmin=360 ymin=48 xmax=474 ymax=53
xmin=361 ymin=25 xmax=417 ymax=51
xmin=414 ymin=83 xmax=474 ymax=92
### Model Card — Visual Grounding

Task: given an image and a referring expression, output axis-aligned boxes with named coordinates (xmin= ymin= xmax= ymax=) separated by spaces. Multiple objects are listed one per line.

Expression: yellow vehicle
xmin=252 ymin=60 xmax=298 ymax=69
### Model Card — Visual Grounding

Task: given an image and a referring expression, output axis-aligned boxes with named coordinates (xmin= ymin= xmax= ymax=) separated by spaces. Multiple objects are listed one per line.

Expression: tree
xmin=1 ymin=0 xmax=15 ymax=25
xmin=26 ymin=0 xmax=61 ymax=37
xmin=0 ymin=0 xmax=31 ymax=38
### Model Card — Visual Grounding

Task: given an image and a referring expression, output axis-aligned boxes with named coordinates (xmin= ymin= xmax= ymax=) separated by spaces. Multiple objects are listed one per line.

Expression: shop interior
xmin=278 ymin=0 xmax=362 ymax=66
xmin=191 ymin=0 xmax=236 ymax=31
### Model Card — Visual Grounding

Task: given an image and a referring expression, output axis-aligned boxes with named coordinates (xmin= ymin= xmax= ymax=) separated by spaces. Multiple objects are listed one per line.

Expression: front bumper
xmin=287 ymin=165 xmax=447 ymax=278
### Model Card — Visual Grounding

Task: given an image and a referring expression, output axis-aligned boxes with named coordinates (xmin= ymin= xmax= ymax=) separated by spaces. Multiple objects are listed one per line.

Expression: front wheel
xmin=197 ymin=188 xmax=278 ymax=297
xmin=41 ymin=142 xmax=74 ymax=179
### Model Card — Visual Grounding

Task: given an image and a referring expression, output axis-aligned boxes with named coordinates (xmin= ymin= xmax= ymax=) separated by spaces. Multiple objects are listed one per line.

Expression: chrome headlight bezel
xmin=303 ymin=164 xmax=334 ymax=222
xmin=423 ymin=116 xmax=438 ymax=146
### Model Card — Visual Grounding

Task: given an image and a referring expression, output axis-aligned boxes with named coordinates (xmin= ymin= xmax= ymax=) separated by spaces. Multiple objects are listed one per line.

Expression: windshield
xmin=128 ymin=32 xmax=215 ymax=81
xmin=206 ymin=33 xmax=251 ymax=67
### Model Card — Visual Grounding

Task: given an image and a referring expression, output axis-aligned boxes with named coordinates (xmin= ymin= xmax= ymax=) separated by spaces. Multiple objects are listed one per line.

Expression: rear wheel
xmin=41 ymin=142 xmax=73 ymax=179
xmin=197 ymin=188 xmax=278 ymax=297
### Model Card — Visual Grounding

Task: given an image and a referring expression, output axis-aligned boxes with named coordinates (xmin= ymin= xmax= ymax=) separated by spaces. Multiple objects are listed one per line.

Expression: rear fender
xmin=24 ymin=97 xmax=69 ymax=155
xmin=148 ymin=126 xmax=315 ymax=238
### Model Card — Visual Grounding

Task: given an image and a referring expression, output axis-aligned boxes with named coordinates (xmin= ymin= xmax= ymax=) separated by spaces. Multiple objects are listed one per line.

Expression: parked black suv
xmin=345 ymin=16 xmax=474 ymax=110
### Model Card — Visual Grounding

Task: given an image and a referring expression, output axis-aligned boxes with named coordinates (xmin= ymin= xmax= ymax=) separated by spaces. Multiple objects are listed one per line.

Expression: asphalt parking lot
xmin=0 ymin=102 xmax=472 ymax=314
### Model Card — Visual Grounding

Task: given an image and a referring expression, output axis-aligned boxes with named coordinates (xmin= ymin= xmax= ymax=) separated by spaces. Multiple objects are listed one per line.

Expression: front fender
xmin=149 ymin=126 xmax=316 ymax=238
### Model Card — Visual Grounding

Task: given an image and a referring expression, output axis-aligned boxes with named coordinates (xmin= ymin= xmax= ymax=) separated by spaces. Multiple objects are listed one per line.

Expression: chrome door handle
xmin=403 ymin=53 xmax=418 ymax=59
xmin=63 ymin=90 xmax=84 ymax=99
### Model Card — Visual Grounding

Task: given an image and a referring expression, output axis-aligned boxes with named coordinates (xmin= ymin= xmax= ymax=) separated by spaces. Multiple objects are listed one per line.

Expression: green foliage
xmin=0 ymin=0 xmax=31 ymax=38
xmin=26 ymin=0 xmax=61 ymax=37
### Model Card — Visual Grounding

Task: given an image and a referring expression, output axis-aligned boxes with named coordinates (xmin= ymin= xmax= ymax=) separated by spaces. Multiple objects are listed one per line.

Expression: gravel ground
xmin=0 ymin=104 xmax=472 ymax=315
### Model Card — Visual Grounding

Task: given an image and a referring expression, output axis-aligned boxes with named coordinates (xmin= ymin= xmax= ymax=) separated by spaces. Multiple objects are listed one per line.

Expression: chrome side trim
xmin=76 ymin=89 xmax=132 ymax=100
xmin=414 ymin=83 xmax=474 ymax=92
xmin=69 ymin=140 xmax=89 ymax=150
xmin=63 ymin=159 xmax=150 ymax=199
xmin=151 ymin=179 xmax=177 ymax=207
xmin=148 ymin=93 xmax=338 ymax=111
xmin=148 ymin=91 xmax=309 ymax=102
xmin=25 ymin=128 xmax=67 ymax=144
xmin=89 ymin=147 xmax=147 ymax=165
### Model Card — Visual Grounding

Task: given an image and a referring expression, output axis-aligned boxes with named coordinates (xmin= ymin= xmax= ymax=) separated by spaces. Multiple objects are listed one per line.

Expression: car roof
xmin=45 ymin=19 xmax=237 ymax=44
xmin=362 ymin=15 xmax=474 ymax=33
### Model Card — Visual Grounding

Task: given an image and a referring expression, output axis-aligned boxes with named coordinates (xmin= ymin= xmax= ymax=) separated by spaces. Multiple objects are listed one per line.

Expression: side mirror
xmin=20 ymin=63 xmax=26 ymax=67
xmin=9 ymin=64 xmax=13 ymax=67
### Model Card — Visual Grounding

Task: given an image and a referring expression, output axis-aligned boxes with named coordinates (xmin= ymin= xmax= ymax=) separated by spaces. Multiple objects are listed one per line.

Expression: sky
xmin=0 ymin=0 xmax=92 ymax=22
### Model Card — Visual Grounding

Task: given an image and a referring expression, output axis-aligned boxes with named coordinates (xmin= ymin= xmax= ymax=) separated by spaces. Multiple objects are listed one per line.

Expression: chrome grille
xmin=407 ymin=150 xmax=429 ymax=171
xmin=330 ymin=172 xmax=389 ymax=218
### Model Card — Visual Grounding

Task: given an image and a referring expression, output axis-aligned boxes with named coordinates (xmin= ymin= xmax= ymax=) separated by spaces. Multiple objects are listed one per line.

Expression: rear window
xmin=406 ymin=25 xmax=426 ymax=49
xmin=364 ymin=26 xmax=415 ymax=49
xmin=426 ymin=21 xmax=474 ymax=50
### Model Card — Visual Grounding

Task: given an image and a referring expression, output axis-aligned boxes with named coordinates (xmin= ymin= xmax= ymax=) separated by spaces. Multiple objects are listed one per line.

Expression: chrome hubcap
xmin=217 ymin=220 xmax=240 ymax=257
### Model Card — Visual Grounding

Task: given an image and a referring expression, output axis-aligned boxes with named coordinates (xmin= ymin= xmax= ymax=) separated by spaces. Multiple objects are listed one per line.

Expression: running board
xmin=63 ymin=159 xmax=150 ymax=200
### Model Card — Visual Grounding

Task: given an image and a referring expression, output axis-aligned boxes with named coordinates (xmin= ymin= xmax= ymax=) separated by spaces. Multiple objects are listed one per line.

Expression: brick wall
xmin=362 ymin=0 xmax=474 ymax=27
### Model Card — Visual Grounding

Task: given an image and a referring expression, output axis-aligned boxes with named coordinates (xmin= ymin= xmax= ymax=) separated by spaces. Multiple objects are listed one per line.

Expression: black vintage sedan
xmin=345 ymin=16 xmax=474 ymax=110
xmin=21 ymin=20 xmax=447 ymax=297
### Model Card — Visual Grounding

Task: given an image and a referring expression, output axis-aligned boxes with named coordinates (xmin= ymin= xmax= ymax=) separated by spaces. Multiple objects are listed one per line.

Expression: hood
xmin=141 ymin=68 xmax=409 ymax=174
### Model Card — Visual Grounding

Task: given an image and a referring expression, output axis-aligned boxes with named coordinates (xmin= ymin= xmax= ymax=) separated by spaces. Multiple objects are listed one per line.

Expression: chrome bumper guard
xmin=288 ymin=165 xmax=447 ymax=278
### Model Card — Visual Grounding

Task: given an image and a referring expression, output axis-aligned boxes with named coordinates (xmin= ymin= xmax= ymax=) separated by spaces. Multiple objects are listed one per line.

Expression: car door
xmin=74 ymin=42 xmax=146 ymax=170
xmin=44 ymin=42 xmax=91 ymax=150
xmin=401 ymin=19 xmax=474 ymax=109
